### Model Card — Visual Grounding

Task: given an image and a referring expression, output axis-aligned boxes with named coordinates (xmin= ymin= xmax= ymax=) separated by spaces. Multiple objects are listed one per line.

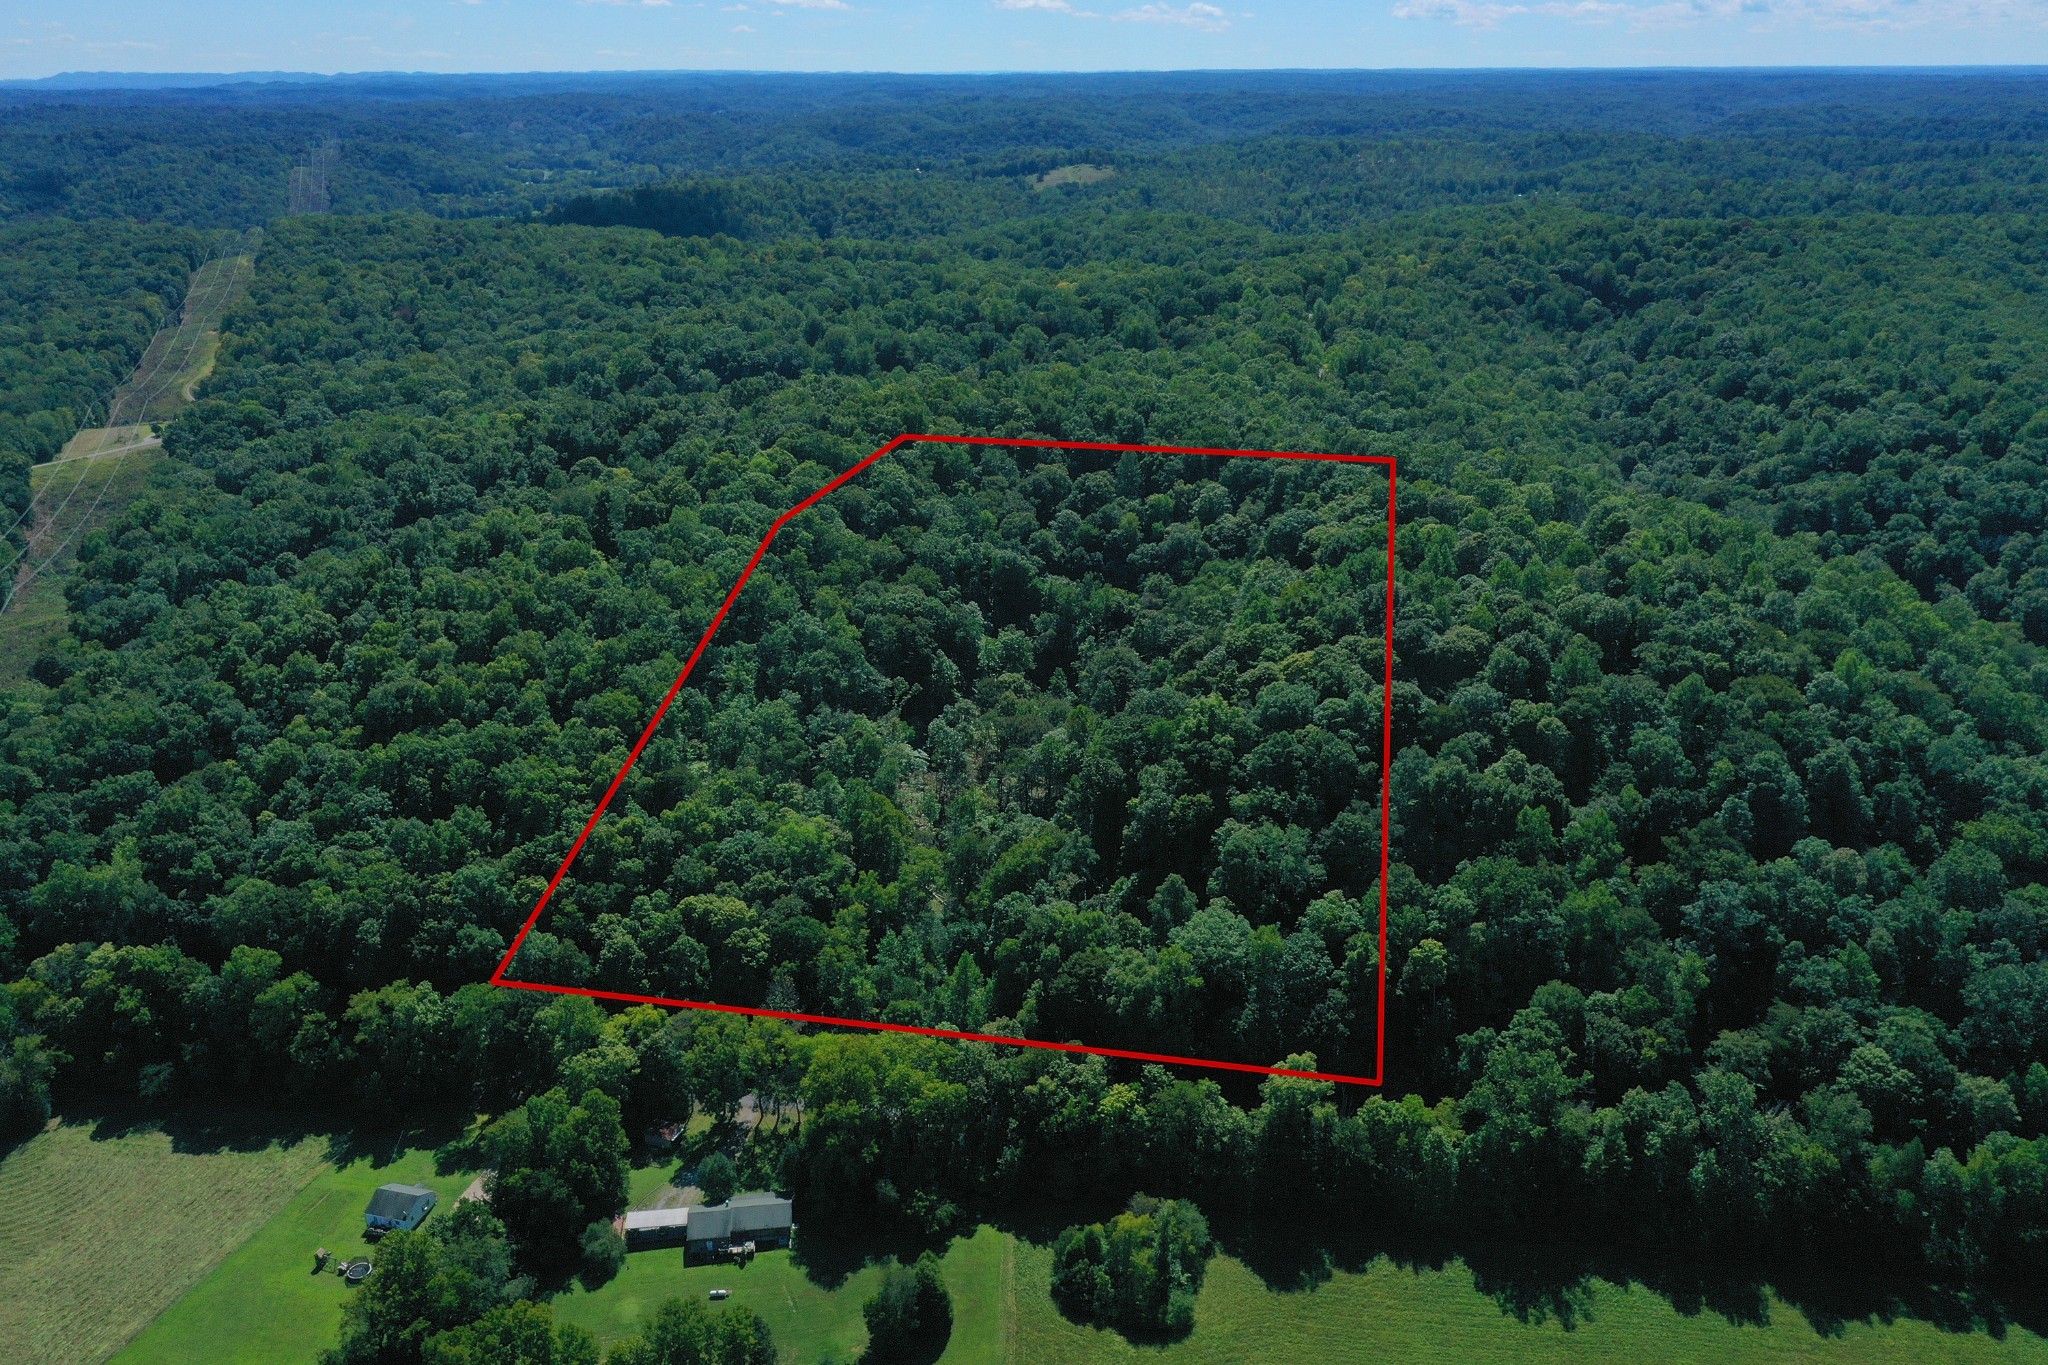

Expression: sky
xmin=4 ymin=0 xmax=2046 ymax=79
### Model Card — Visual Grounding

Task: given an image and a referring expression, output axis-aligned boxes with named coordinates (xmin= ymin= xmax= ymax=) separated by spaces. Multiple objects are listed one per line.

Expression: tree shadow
xmin=1182 ymin=1205 xmax=2048 ymax=1349
xmin=987 ymin=1191 xmax=1134 ymax=1250
xmin=52 ymin=1098 xmax=467 ymax=1177
xmin=1764 ymin=1263 xmax=2048 ymax=1344
xmin=1206 ymin=1204 xmax=1445 ymax=1293
xmin=792 ymin=1189 xmax=1136 ymax=1292
xmin=860 ymin=1330 xmax=950 ymax=1365
xmin=790 ymin=1218 xmax=933 ymax=1292
xmin=1459 ymin=1241 xmax=1605 ymax=1330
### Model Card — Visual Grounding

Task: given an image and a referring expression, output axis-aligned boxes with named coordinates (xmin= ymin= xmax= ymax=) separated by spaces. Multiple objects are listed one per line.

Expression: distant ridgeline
xmin=7 ymin=70 xmax=2048 ymax=228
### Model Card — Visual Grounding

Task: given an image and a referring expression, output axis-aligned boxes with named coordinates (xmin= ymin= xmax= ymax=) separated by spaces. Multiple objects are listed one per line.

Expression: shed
xmin=364 ymin=1183 xmax=438 ymax=1235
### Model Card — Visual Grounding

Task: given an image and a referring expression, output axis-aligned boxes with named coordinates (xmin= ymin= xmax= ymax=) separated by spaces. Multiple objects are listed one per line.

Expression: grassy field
xmin=1008 ymin=1241 xmax=2048 ymax=1364
xmin=53 ymin=424 xmax=156 ymax=463
xmin=118 ymin=1140 xmax=474 ymax=1365
xmin=0 ymin=1115 xmax=331 ymax=1365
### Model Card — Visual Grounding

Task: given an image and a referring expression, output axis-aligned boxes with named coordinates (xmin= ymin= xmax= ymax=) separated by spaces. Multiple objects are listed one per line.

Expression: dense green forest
xmin=2 ymin=69 xmax=2047 ymax=1356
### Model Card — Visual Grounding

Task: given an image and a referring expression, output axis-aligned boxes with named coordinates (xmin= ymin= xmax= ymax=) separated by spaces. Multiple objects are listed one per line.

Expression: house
xmin=619 ymin=1194 xmax=797 ymax=1261
xmin=364 ymin=1183 xmax=438 ymax=1236
xmin=622 ymin=1207 xmax=692 ymax=1251
xmin=683 ymin=1194 xmax=795 ymax=1264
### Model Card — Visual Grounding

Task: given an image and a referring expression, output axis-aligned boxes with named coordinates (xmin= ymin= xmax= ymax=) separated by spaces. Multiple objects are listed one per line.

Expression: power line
xmin=1 ymin=235 xmax=251 ymax=608
xmin=0 ymin=235 xmax=241 ymax=563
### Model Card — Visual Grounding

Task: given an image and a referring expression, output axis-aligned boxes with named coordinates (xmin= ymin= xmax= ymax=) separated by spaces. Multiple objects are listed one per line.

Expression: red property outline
xmin=491 ymin=435 xmax=1398 ymax=1086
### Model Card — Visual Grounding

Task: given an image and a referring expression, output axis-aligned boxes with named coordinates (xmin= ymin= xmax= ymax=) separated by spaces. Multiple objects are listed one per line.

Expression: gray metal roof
xmin=623 ymin=1208 xmax=691 ymax=1231
xmin=365 ymin=1184 xmax=436 ymax=1220
xmin=686 ymin=1194 xmax=793 ymax=1243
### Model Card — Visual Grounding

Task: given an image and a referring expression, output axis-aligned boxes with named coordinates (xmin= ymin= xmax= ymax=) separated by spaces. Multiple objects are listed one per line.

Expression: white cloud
xmin=762 ymin=0 xmax=852 ymax=9
xmin=1113 ymin=2 xmax=1230 ymax=27
xmin=1393 ymin=0 xmax=2045 ymax=29
xmin=995 ymin=0 xmax=1108 ymax=16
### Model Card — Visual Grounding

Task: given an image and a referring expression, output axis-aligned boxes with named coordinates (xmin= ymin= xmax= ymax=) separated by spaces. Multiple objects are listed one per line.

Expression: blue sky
xmin=5 ymin=0 xmax=2045 ymax=78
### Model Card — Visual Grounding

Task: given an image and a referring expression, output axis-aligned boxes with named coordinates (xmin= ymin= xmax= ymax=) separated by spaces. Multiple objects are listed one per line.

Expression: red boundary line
xmin=490 ymin=434 xmax=1398 ymax=1087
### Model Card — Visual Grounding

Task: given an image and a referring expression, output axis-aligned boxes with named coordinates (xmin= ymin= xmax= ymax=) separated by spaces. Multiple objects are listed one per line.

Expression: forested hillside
xmin=0 ymin=221 xmax=209 ymax=519
xmin=9 ymin=69 xmax=2048 ymax=228
xmin=2 ymin=70 xmax=2046 ymax=1354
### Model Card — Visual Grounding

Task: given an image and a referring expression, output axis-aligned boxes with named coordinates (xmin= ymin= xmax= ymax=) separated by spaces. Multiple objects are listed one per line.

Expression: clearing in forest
xmin=1030 ymin=163 xmax=1116 ymax=190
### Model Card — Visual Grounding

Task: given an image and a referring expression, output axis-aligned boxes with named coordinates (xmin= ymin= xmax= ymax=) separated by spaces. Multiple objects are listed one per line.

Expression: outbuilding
xmin=364 ymin=1183 xmax=438 ymax=1236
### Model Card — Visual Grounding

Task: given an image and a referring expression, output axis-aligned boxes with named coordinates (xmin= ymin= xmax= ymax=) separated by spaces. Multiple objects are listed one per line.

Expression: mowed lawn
xmin=1010 ymin=1241 xmax=2048 ymax=1364
xmin=550 ymin=1224 xmax=1010 ymax=1364
xmin=0 ymin=1115 xmax=330 ymax=1365
xmin=119 ymin=1142 xmax=475 ymax=1365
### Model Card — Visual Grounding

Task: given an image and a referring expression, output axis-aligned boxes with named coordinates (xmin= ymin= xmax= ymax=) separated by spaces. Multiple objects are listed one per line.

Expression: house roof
xmin=687 ymin=1194 xmax=793 ymax=1243
xmin=623 ymin=1208 xmax=691 ymax=1232
xmin=365 ymin=1184 xmax=437 ymax=1220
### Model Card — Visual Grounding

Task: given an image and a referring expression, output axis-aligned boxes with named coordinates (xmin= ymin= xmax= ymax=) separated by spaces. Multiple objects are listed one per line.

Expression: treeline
xmin=1 ymin=151 xmax=2045 ymax=1310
